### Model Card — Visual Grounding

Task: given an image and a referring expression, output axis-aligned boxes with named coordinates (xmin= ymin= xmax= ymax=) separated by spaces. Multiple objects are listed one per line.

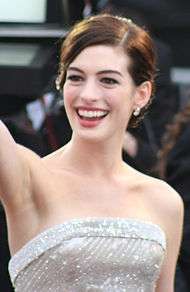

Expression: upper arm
xmin=156 ymin=185 xmax=184 ymax=292
xmin=0 ymin=120 xmax=36 ymax=208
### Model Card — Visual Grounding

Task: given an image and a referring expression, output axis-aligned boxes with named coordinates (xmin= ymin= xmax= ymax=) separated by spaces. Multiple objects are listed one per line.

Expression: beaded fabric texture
xmin=9 ymin=218 xmax=166 ymax=292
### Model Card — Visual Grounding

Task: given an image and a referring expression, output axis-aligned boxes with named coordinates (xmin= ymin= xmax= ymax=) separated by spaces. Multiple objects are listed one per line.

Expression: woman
xmin=158 ymin=102 xmax=190 ymax=291
xmin=0 ymin=14 xmax=183 ymax=291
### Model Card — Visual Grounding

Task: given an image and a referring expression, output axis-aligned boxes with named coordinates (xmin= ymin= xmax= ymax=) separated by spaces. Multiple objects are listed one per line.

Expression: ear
xmin=133 ymin=81 xmax=152 ymax=110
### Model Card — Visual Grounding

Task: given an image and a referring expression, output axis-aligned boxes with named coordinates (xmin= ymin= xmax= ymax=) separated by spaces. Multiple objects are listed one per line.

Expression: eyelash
xmin=66 ymin=75 xmax=119 ymax=86
xmin=66 ymin=75 xmax=83 ymax=82
xmin=101 ymin=77 xmax=118 ymax=85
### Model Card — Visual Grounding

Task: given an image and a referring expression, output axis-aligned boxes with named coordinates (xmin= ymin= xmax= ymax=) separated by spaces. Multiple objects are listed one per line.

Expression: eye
xmin=101 ymin=77 xmax=119 ymax=85
xmin=66 ymin=74 xmax=83 ymax=82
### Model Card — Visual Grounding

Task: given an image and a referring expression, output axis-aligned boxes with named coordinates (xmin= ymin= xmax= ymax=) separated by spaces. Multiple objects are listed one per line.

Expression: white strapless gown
xmin=9 ymin=217 xmax=166 ymax=292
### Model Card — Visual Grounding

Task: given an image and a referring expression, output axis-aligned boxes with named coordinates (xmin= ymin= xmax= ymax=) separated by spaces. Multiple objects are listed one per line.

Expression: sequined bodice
xmin=9 ymin=218 xmax=166 ymax=292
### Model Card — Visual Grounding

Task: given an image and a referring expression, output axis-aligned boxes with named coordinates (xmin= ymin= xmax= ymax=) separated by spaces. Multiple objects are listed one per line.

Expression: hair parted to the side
xmin=57 ymin=13 xmax=156 ymax=128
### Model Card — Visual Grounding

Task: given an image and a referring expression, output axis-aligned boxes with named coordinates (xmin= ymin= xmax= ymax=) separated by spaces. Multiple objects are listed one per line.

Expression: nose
xmin=79 ymin=78 xmax=101 ymax=103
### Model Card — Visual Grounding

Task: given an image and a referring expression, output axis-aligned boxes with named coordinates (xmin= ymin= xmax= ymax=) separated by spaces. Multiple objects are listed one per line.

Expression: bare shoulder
xmin=146 ymin=175 xmax=183 ymax=215
xmin=140 ymin=173 xmax=183 ymax=236
xmin=42 ymin=147 xmax=64 ymax=162
xmin=17 ymin=144 xmax=42 ymax=163
xmin=17 ymin=144 xmax=62 ymax=169
xmin=140 ymin=171 xmax=183 ymax=216
xmin=15 ymin=144 xmax=44 ymax=176
xmin=41 ymin=145 xmax=68 ymax=169
xmin=16 ymin=145 xmax=60 ymax=180
xmin=125 ymin=166 xmax=184 ymax=222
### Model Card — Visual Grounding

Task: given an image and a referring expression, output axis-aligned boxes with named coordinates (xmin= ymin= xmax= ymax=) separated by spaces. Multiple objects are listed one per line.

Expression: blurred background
xmin=0 ymin=1 xmax=190 ymax=291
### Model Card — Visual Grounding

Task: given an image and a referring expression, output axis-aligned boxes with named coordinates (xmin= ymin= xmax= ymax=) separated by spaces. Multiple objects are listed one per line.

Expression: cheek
xmin=116 ymin=94 xmax=134 ymax=120
xmin=110 ymin=92 xmax=132 ymax=111
xmin=63 ymin=85 xmax=77 ymax=107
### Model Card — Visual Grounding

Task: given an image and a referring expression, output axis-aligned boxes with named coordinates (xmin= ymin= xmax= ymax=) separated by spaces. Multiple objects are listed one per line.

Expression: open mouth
xmin=76 ymin=109 xmax=109 ymax=121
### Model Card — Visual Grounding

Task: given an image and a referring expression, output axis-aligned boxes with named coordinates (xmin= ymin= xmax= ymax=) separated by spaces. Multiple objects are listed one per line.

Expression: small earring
xmin=133 ymin=107 xmax=141 ymax=117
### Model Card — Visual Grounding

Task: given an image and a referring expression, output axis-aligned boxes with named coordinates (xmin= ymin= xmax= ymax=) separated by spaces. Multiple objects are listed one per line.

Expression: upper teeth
xmin=78 ymin=109 xmax=108 ymax=118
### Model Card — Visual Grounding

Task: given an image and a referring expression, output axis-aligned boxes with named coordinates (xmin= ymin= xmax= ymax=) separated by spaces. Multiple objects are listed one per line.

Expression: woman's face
xmin=63 ymin=45 xmax=149 ymax=142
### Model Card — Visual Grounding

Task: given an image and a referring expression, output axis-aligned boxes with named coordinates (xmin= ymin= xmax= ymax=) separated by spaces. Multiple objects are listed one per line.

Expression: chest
xmin=34 ymin=171 xmax=149 ymax=221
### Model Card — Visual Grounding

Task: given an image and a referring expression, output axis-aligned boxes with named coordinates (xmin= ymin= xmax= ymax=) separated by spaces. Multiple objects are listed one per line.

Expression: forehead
xmin=69 ymin=45 xmax=131 ymax=73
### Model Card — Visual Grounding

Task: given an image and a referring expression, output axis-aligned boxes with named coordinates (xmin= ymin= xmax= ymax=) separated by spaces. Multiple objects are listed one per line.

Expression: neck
xmin=62 ymin=134 xmax=125 ymax=177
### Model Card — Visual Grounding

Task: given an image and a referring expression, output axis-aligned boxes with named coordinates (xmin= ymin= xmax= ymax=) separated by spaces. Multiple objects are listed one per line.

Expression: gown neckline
xmin=10 ymin=216 xmax=166 ymax=258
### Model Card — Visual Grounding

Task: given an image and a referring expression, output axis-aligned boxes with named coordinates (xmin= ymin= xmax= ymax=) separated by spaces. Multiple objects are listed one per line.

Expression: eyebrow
xmin=67 ymin=66 xmax=123 ymax=77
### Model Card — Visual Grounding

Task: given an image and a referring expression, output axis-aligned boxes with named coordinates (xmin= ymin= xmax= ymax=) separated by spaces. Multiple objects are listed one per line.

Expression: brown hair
xmin=158 ymin=102 xmax=190 ymax=178
xmin=57 ymin=13 xmax=156 ymax=127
